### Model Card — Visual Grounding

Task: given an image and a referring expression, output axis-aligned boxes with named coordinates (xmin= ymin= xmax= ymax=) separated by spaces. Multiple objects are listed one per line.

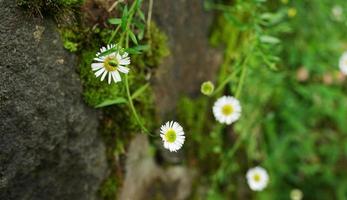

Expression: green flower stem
xmin=110 ymin=0 xmax=153 ymax=135
xmin=235 ymin=61 xmax=248 ymax=98
xmin=108 ymin=25 xmax=121 ymax=44
xmin=147 ymin=0 xmax=153 ymax=34
xmin=124 ymin=74 xmax=150 ymax=135
xmin=212 ymin=67 xmax=241 ymax=96
xmin=212 ymin=44 xmax=254 ymax=188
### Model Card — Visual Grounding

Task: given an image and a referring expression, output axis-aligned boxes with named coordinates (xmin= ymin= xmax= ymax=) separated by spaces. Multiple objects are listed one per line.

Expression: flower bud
xmin=200 ymin=81 xmax=214 ymax=96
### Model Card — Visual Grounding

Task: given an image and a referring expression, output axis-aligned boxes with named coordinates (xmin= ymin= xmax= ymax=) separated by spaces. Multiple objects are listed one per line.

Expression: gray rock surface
xmin=119 ymin=135 xmax=195 ymax=200
xmin=0 ymin=0 xmax=107 ymax=199
xmin=152 ymin=0 xmax=222 ymax=117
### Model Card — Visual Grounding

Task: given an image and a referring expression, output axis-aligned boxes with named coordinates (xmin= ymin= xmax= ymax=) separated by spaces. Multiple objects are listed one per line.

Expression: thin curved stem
xmin=124 ymin=74 xmax=150 ymax=135
xmin=147 ymin=0 xmax=153 ymax=37
xmin=212 ymin=66 xmax=241 ymax=96
xmin=110 ymin=0 xmax=153 ymax=136
xmin=235 ymin=62 xmax=248 ymax=98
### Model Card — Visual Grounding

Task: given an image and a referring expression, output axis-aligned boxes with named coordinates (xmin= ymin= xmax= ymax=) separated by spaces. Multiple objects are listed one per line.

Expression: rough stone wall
xmin=152 ymin=0 xmax=222 ymax=117
xmin=0 ymin=0 xmax=107 ymax=199
xmin=119 ymin=135 xmax=194 ymax=200
xmin=0 ymin=0 xmax=222 ymax=199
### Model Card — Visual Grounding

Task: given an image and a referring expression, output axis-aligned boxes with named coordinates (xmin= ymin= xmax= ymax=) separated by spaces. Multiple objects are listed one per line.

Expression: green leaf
xmin=126 ymin=48 xmax=141 ymax=54
xmin=137 ymin=30 xmax=145 ymax=40
xmin=121 ymin=5 xmax=128 ymax=31
xmin=95 ymin=97 xmax=127 ymax=108
xmin=133 ymin=19 xmax=145 ymax=30
xmin=134 ymin=44 xmax=150 ymax=51
xmin=138 ymin=30 xmax=144 ymax=40
xmin=137 ymin=10 xmax=146 ymax=22
xmin=129 ymin=31 xmax=138 ymax=45
xmin=125 ymin=45 xmax=149 ymax=54
xmin=133 ymin=20 xmax=145 ymax=40
xmin=260 ymin=35 xmax=281 ymax=44
xmin=131 ymin=83 xmax=149 ymax=99
xmin=224 ymin=12 xmax=251 ymax=30
xmin=135 ymin=0 xmax=143 ymax=9
xmin=108 ymin=18 xmax=122 ymax=25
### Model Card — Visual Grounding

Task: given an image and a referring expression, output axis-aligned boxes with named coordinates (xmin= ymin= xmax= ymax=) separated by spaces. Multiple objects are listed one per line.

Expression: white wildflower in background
xmin=160 ymin=121 xmax=185 ymax=152
xmin=290 ymin=189 xmax=303 ymax=200
xmin=91 ymin=44 xmax=130 ymax=84
xmin=339 ymin=52 xmax=347 ymax=75
xmin=331 ymin=5 xmax=343 ymax=22
xmin=213 ymin=96 xmax=242 ymax=125
xmin=246 ymin=166 xmax=269 ymax=191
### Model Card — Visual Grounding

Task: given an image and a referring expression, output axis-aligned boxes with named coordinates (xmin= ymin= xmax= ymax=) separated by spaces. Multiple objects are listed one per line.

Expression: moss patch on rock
xmin=58 ymin=18 xmax=170 ymax=198
xmin=16 ymin=0 xmax=83 ymax=13
xmin=132 ymin=23 xmax=170 ymax=69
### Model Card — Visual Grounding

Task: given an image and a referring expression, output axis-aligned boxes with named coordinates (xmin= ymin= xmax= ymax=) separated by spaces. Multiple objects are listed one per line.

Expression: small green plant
xmin=91 ymin=0 xmax=154 ymax=135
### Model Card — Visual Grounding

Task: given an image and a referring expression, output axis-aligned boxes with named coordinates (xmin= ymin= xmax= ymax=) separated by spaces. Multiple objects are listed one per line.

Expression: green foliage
xmin=28 ymin=0 xmax=346 ymax=198
xmin=177 ymin=97 xmax=218 ymax=160
xmin=62 ymin=0 xmax=169 ymax=198
xmin=79 ymin=50 xmax=123 ymax=107
xmin=60 ymin=28 xmax=80 ymax=52
xmin=178 ymin=0 xmax=347 ymax=199
xmin=99 ymin=176 xmax=118 ymax=200
xmin=132 ymin=23 xmax=170 ymax=68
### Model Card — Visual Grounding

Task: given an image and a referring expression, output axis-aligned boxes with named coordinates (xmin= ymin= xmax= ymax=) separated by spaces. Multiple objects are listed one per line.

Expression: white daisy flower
xmin=213 ymin=96 xmax=242 ymax=125
xmin=246 ymin=166 xmax=269 ymax=191
xmin=339 ymin=51 xmax=347 ymax=75
xmin=290 ymin=189 xmax=303 ymax=200
xmin=331 ymin=5 xmax=343 ymax=22
xmin=160 ymin=121 xmax=185 ymax=152
xmin=91 ymin=44 xmax=130 ymax=84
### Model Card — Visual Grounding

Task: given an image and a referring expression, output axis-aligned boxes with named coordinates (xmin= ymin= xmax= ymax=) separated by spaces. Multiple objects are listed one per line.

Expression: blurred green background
xmin=179 ymin=0 xmax=347 ymax=199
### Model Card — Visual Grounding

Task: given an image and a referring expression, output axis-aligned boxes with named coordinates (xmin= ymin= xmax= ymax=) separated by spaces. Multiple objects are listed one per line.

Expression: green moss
xmin=99 ymin=177 xmax=118 ymax=200
xmin=57 ymin=16 xmax=169 ymax=198
xmin=16 ymin=0 xmax=83 ymax=13
xmin=59 ymin=26 xmax=123 ymax=107
xmin=79 ymin=50 xmax=123 ymax=107
xmin=75 ymin=23 xmax=167 ymax=199
xmin=132 ymin=23 xmax=170 ymax=69
xmin=60 ymin=28 xmax=80 ymax=52
xmin=58 ymin=0 xmax=83 ymax=6
xmin=97 ymin=105 xmax=134 ymax=200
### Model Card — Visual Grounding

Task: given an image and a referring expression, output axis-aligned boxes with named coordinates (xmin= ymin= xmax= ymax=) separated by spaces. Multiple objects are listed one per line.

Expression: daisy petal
xmin=101 ymin=70 xmax=108 ymax=81
xmin=108 ymin=72 xmax=112 ymax=84
xmin=95 ymin=68 xmax=105 ymax=78
xmin=91 ymin=63 xmax=103 ymax=71
xmin=118 ymin=66 xmax=130 ymax=74
xmin=113 ymin=71 xmax=121 ymax=82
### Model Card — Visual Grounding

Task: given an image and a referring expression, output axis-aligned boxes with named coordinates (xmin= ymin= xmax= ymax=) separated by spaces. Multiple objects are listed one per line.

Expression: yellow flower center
xmin=165 ymin=129 xmax=177 ymax=143
xmin=222 ymin=104 xmax=234 ymax=116
xmin=253 ymin=173 xmax=261 ymax=182
xmin=104 ymin=56 xmax=118 ymax=72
